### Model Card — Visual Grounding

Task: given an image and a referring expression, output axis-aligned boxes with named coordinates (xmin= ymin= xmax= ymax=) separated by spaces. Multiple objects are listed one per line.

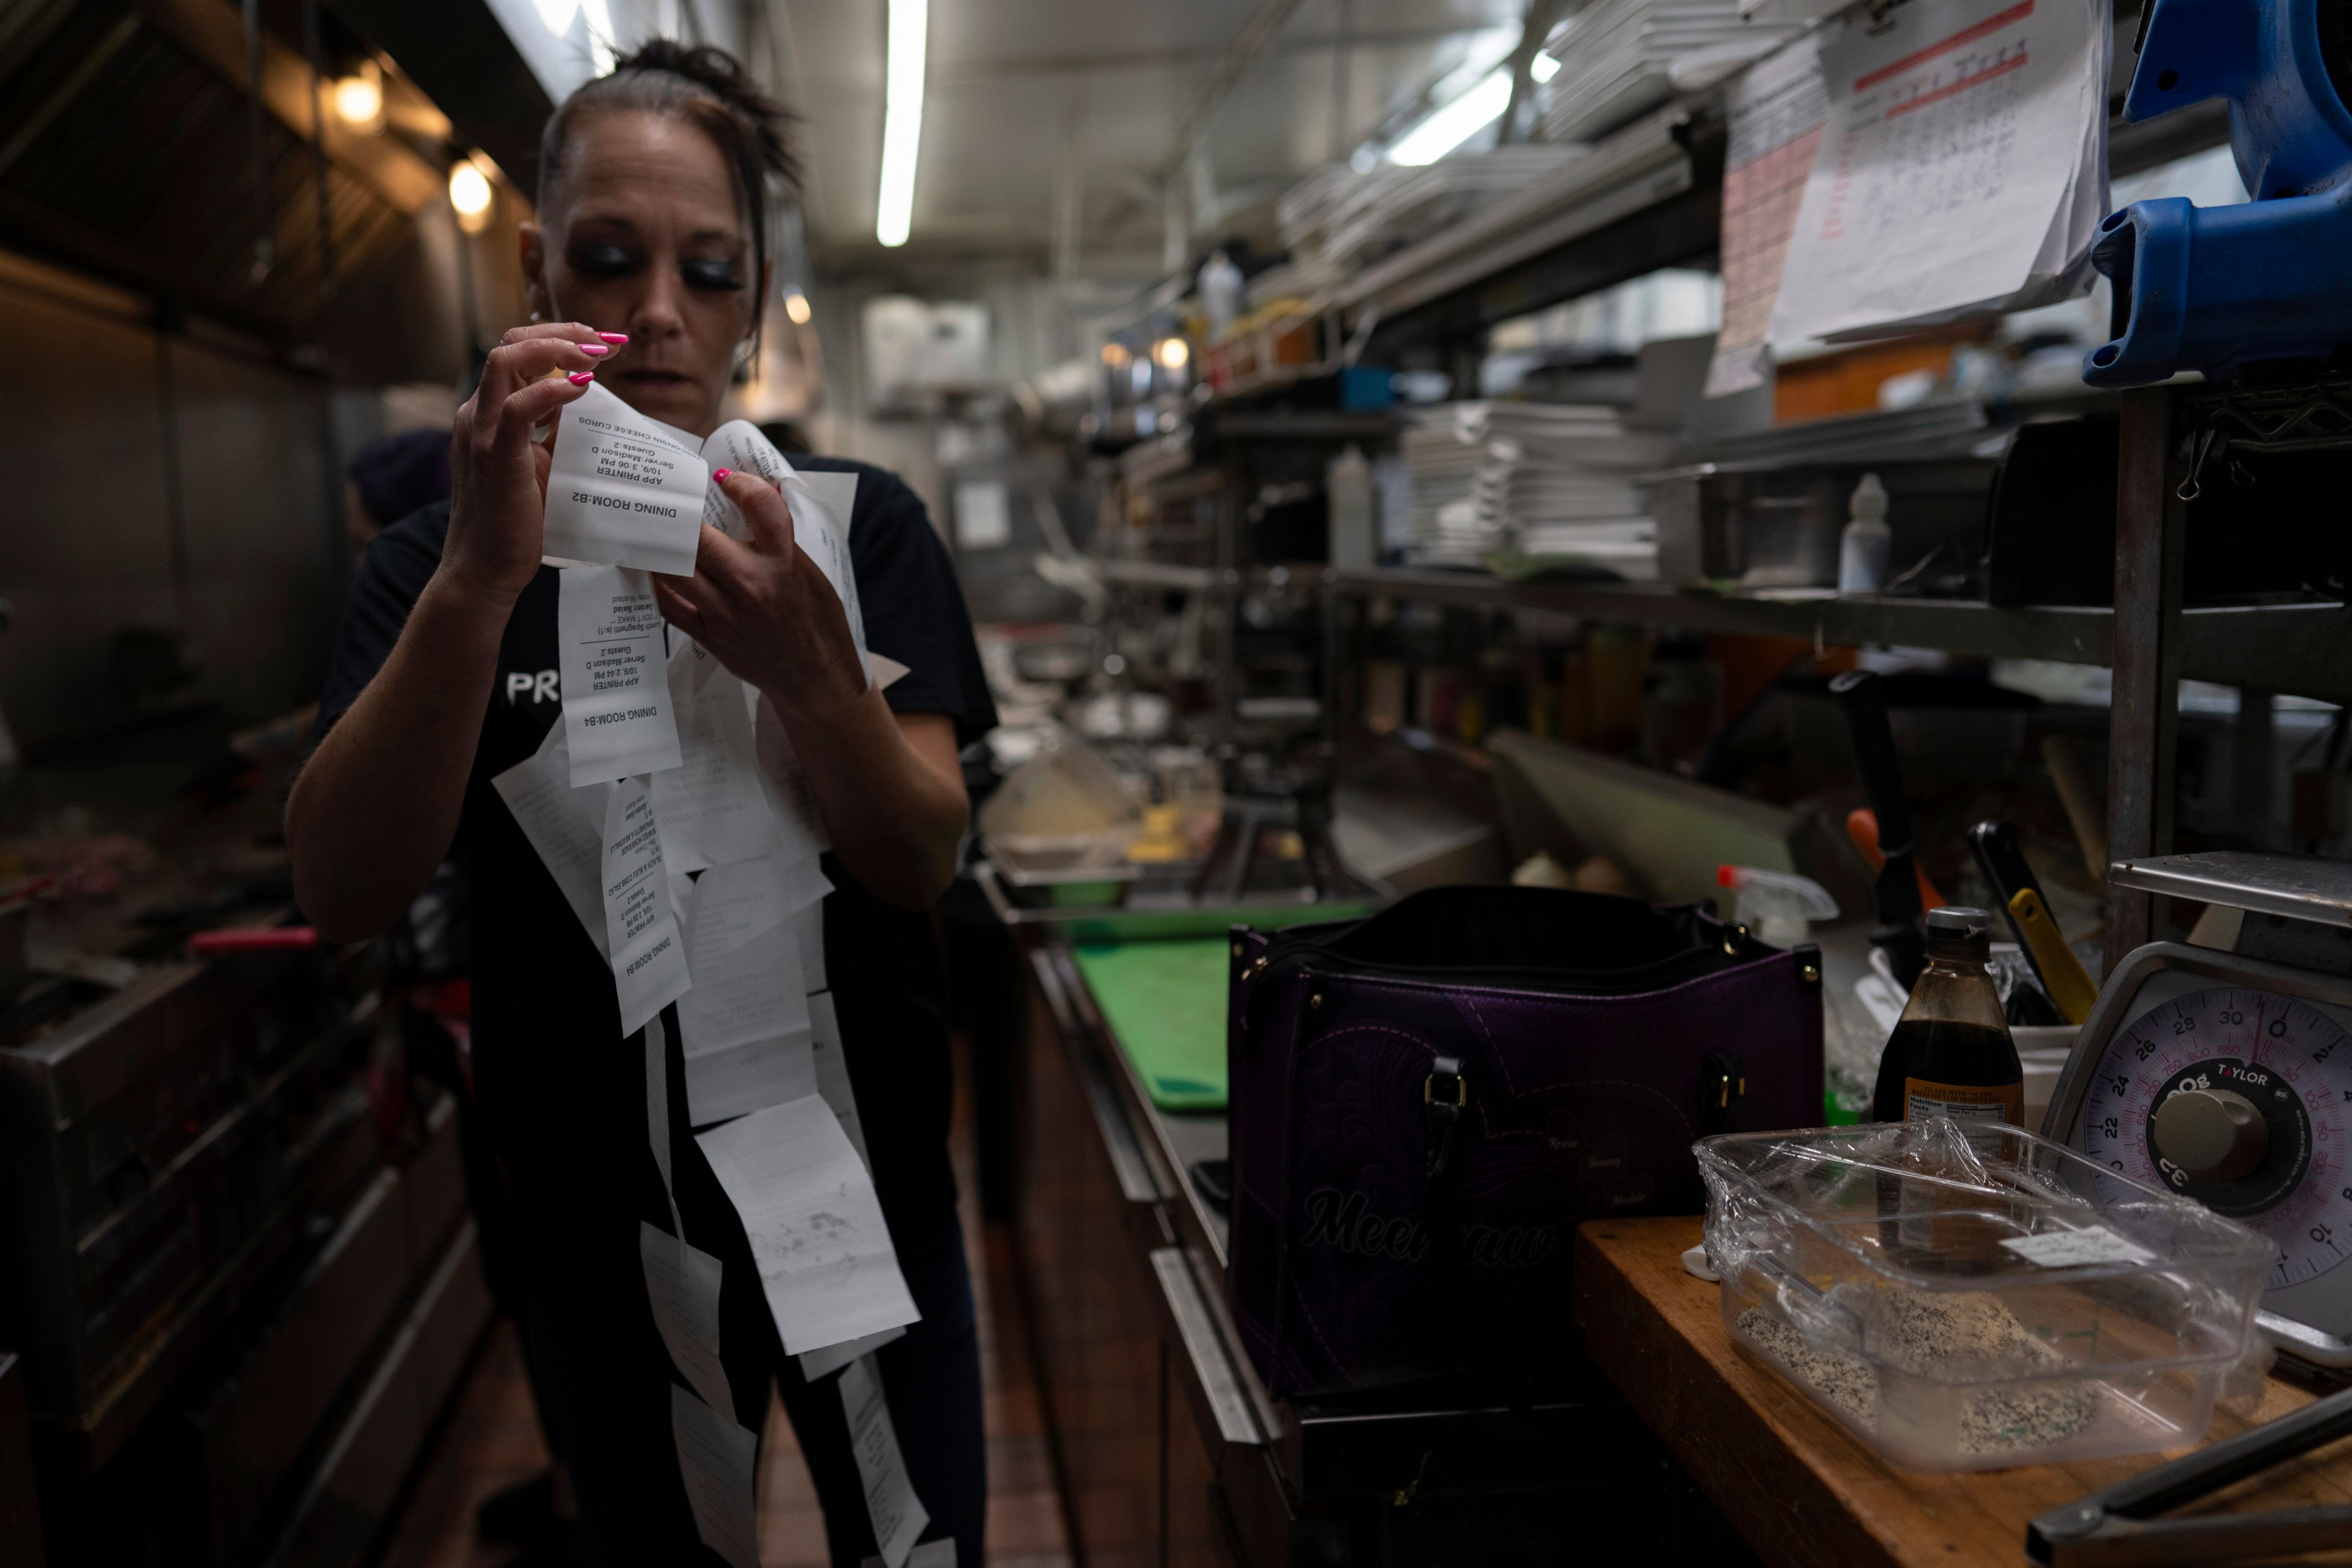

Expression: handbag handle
xmin=1423 ymin=1055 xmax=1468 ymax=1178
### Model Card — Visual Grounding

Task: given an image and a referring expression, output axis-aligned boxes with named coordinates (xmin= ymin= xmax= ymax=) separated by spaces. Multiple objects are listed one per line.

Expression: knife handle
xmin=2008 ymin=889 xmax=2097 ymax=1026
xmin=1969 ymin=820 xmax=2046 ymax=908
xmin=1830 ymin=670 xmax=1916 ymax=853
xmin=187 ymin=926 xmax=319 ymax=954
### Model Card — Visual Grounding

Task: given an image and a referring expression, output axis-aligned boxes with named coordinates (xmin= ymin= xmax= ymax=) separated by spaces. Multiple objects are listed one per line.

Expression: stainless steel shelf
xmin=1096 ymin=559 xmax=1227 ymax=591
xmin=1207 ymin=411 xmax=1400 ymax=442
xmin=1330 ymin=569 xmax=2352 ymax=704
xmin=1331 ymin=106 xmax=1693 ymax=324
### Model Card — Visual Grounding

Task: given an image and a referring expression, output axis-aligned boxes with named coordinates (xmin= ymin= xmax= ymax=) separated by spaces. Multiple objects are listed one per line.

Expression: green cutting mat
xmin=1072 ymin=940 xmax=1231 ymax=1111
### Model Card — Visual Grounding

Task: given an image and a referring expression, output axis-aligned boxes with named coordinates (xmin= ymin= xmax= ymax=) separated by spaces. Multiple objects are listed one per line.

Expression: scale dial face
xmin=2080 ymin=986 xmax=2352 ymax=1291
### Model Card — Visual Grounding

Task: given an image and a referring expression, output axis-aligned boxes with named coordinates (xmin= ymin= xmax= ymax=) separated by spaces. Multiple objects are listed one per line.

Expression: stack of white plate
xmin=1541 ymin=0 xmax=1801 ymax=143
xmin=1400 ymin=402 xmax=1678 ymax=573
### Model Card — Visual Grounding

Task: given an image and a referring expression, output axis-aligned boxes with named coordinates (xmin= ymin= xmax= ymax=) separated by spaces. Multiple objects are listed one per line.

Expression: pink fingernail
xmin=568 ymin=371 xmax=595 ymax=385
xmin=580 ymin=342 xmax=609 ymax=356
xmin=598 ymin=332 xmax=629 ymax=344
xmin=713 ymin=468 xmax=731 ymax=482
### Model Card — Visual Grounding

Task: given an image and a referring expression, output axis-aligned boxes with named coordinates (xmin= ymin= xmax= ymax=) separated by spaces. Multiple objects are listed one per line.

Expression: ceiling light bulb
xmin=1154 ymin=337 xmax=1189 ymax=371
xmin=332 ymin=71 xmax=383 ymax=129
xmin=783 ymin=291 xmax=812 ymax=325
xmin=449 ymin=160 xmax=493 ymax=225
xmin=1100 ymin=342 xmax=1131 ymax=368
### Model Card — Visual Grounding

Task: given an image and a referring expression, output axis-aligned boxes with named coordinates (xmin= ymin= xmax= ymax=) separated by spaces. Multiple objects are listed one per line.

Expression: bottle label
xmin=1904 ymin=1077 xmax=2022 ymax=1126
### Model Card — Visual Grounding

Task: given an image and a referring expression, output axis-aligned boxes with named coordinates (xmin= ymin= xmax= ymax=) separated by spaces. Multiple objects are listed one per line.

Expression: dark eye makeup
xmin=564 ymin=241 xmax=743 ymax=293
xmin=568 ymin=241 xmax=638 ymax=277
xmin=680 ymin=258 xmax=745 ymax=292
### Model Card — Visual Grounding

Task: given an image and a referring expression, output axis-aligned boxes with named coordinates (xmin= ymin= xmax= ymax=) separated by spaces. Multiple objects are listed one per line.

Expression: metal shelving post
xmin=2106 ymin=386 xmax=2189 ymax=970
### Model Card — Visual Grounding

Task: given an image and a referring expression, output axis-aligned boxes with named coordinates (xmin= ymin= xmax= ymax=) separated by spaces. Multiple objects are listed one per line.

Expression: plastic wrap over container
xmin=1696 ymin=1120 xmax=2271 ymax=1472
xmin=978 ymin=733 xmax=1145 ymax=906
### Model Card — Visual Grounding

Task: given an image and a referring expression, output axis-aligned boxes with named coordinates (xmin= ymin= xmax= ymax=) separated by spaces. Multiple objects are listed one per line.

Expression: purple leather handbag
xmin=1226 ymin=885 xmax=1822 ymax=1398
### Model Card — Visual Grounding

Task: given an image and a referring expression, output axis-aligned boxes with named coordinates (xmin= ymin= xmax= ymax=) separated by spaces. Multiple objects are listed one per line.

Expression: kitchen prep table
xmin=1573 ymin=1215 xmax=2352 ymax=1568
xmin=1007 ymin=931 xmax=1757 ymax=1566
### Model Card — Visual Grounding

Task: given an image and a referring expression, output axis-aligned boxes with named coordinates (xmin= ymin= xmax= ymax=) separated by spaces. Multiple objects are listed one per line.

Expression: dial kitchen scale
xmin=2045 ymin=852 xmax=2352 ymax=1368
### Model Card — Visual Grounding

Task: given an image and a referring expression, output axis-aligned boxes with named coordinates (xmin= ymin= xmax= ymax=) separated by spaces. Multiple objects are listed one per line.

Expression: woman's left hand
xmin=652 ymin=470 xmax=865 ymax=717
xmin=651 ymin=468 xmax=969 ymax=910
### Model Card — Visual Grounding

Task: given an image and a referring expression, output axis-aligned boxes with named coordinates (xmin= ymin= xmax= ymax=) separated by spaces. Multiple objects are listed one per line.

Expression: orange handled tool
xmin=1847 ymin=809 xmax=1948 ymax=912
xmin=187 ymin=926 xmax=319 ymax=954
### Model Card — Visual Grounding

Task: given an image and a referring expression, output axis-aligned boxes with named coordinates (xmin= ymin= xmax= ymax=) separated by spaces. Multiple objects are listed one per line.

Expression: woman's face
xmin=521 ymin=109 xmax=759 ymax=437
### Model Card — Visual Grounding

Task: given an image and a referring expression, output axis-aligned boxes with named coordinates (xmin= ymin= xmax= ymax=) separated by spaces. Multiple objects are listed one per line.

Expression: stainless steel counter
xmin=0 ymin=777 xmax=494 ymax=1565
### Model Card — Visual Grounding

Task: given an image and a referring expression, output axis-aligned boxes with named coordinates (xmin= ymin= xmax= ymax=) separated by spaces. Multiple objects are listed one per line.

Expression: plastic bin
xmin=978 ymin=734 xmax=1145 ymax=905
xmin=1695 ymin=1120 xmax=2272 ymax=1472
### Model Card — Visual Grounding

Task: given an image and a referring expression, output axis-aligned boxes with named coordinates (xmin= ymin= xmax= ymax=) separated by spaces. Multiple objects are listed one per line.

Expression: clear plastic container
xmin=1696 ymin=1120 xmax=2272 ymax=1472
xmin=978 ymin=734 xmax=1144 ymax=873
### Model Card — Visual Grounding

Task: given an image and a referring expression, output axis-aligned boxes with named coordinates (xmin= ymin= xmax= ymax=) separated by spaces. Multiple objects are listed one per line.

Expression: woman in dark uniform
xmin=287 ymin=42 xmax=993 ymax=1566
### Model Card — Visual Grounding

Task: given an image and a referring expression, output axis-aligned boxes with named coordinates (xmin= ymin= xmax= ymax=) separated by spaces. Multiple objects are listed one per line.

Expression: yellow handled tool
xmin=2009 ymin=888 xmax=2097 ymax=1025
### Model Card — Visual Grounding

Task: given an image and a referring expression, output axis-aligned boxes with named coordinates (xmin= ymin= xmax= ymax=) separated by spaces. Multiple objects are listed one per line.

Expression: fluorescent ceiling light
xmin=526 ymin=0 xmax=610 ymax=76
xmin=582 ymin=0 xmax=614 ymax=74
xmin=1529 ymin=52 xmax=1560 ymax=83
xmin=1386 ymin=66 xmax=1513 ymax=165
xmin=876 ymin=0 xmax=927 ymax=247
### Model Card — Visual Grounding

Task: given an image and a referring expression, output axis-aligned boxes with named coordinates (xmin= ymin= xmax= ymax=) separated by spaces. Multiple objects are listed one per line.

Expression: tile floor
xmin=375 ymin=1044 xmax=1071 ymax=1568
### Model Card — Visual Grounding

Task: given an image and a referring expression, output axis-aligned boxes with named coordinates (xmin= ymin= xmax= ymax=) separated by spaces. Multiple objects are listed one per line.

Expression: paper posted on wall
xmin=840 ymin=1355 xmax=930 ymax=1568
xmin=693 ymin=1094 xmax=918 ymax=1354
xmin=559 ymin=565 xmax=681 ymax=787
xmin=1705 ymin=31 xmax=1827 ymax=397
xmin=1766 ymin=0 xmax=2108 ymax=345
xmin=542 ymin=382 xmax=709 ymax=574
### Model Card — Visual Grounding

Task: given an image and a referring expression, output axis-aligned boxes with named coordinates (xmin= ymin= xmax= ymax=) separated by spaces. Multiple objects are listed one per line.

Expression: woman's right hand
xmin=437 ymin=322 xmax=619 ymax=608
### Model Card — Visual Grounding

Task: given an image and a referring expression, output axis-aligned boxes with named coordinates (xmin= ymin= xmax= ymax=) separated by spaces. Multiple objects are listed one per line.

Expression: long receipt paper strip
xmin=497 ymin=413 xmax=936 ymax=1565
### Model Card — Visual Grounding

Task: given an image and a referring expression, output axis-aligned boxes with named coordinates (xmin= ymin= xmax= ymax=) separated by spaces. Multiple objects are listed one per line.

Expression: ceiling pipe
xmin=1156 ymin=0 xmax=1308 ymax=185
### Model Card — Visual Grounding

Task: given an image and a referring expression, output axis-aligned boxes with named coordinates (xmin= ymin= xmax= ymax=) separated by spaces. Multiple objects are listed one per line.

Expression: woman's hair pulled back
xmin=537 ymin=42 xmax=799 ymax=341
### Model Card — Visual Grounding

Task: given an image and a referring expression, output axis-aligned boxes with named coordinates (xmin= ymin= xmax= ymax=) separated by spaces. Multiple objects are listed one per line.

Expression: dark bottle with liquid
xmin=1872 ymin=907 xmax=2024 ymax=1126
